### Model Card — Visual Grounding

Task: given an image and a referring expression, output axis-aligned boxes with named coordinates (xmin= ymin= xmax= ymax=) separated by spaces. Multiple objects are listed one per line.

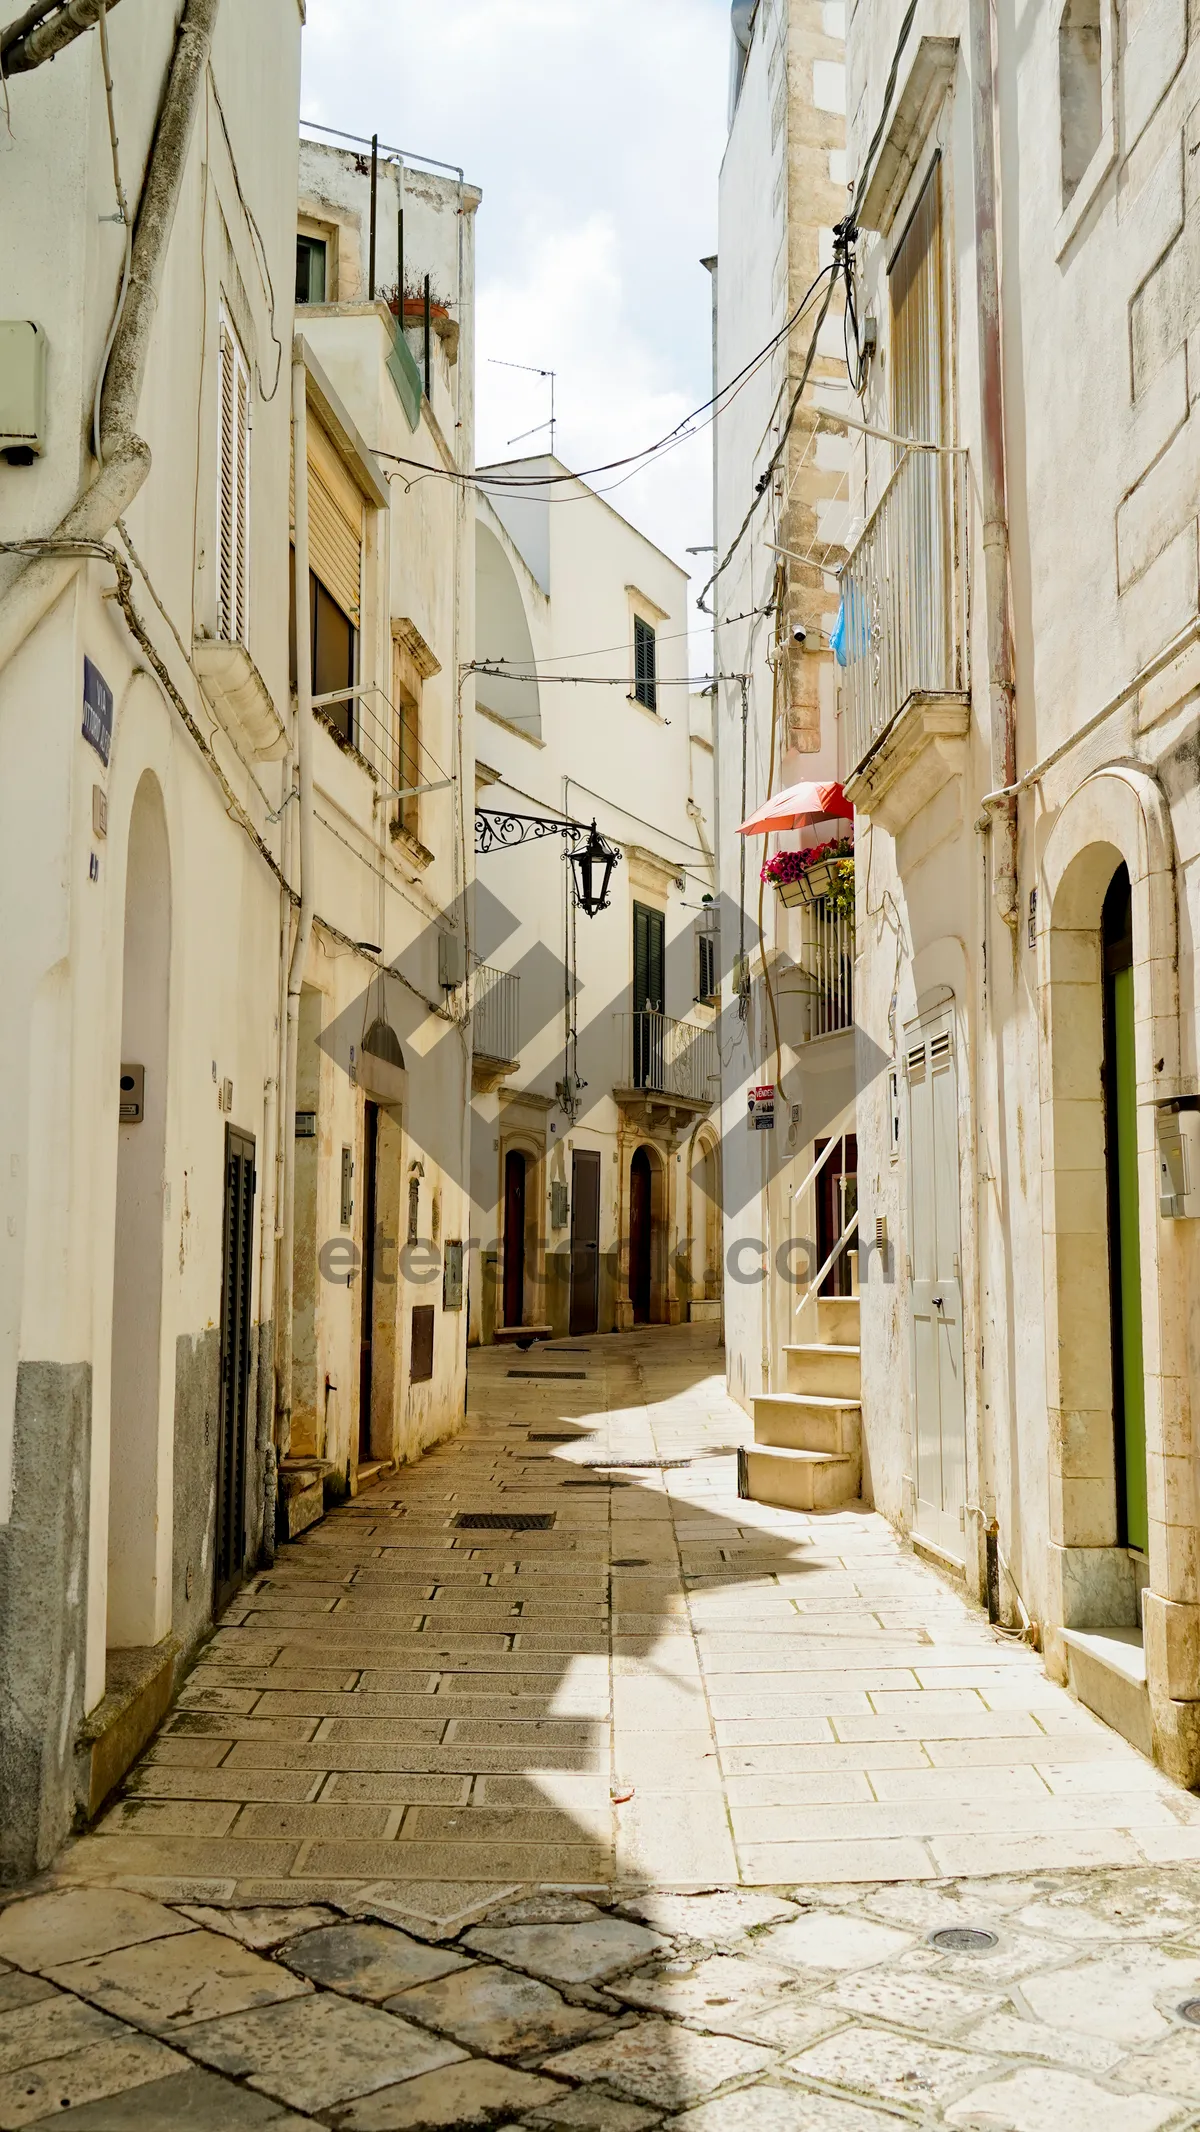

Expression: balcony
xmin=613 ymin=1010 xmax=719 ymax=1128
xmin=791 ymin=895 xmax=854 ymax=1042
xmin=839 ymin=444 xmax=971 ymax=833
xmin=471 ymin=964 xmax=520 ymax=1092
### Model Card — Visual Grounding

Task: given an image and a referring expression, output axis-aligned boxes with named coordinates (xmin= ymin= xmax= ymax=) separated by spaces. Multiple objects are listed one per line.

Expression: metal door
xmin=570 ymin=1151 xmax=601 ymax=1335
xmin=905 ymin=1015 xmax=966 ymax=1560
xmin=216 ymin=1128 xmax=255 ymax=1613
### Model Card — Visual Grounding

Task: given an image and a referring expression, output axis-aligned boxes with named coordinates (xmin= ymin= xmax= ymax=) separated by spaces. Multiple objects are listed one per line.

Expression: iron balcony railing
xmin=617 ymin=1010 xmax=719 ymax=1106
xmin=795 ymin=895 xmax=854 ymax=1040
xmin=472 ymin=964 xmax=520 ymax=1065
xmin=839 ymin=443 xmax=970 ymax=778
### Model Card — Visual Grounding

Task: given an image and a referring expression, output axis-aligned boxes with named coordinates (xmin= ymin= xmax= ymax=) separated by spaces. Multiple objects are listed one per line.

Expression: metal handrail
xmin=795 ymin=1206 xmax=860 ymax=1318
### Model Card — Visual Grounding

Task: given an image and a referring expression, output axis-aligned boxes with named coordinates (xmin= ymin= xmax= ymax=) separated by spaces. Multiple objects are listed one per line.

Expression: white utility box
xmin=1157 ymin=1098 xmax=1200 ymax=1218
xmin=0 ymin=322 xmax=47 ymax=460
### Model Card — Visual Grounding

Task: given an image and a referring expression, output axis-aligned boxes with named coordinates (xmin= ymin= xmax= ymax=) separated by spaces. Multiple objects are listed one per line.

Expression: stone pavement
xmin=5 ymin=1324 xmax=1200 ymax=2123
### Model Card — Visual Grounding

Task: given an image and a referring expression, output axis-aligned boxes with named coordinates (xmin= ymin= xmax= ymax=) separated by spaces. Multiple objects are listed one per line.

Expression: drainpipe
xmin=276 ymin=353 xmax=316 ymax=1457
xmin=0 ymin=0 xmax=221 ymax=675
xmin=968 ymin=0 xmax=1017 ymax=930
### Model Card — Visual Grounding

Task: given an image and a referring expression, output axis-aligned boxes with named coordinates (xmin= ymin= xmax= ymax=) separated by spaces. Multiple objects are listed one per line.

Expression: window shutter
xmin=648 ymin=907 xmax=664 ymax=1009
xmin=634 ymin=616 xmax=657 ymax=710
xmin=307 ymin=419 xmax=363 ymax=625
xmin=633 ymin=904 xmax=649 ymax=1012
xmin=217 ymin=310 xmax=251 ymax=646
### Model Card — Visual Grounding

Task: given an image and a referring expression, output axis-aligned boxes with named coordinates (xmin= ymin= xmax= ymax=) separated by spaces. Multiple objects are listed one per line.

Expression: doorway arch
xmin=1038 ymin=767 xmax=1185 ymax=1705
xmin=628 ymin=1143 xmax=666 ymax=1323
xmin=108 ymin=772 xmax=172 ymax=1651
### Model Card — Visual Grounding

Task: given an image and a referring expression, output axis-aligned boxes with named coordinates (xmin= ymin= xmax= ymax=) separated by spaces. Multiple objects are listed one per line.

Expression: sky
xmin=300 ymin=0 xmax=732 ymax=662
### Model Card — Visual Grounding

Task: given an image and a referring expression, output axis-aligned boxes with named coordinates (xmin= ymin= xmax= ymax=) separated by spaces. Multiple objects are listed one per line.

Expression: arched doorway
xmin=629 ymin=1147 xmax=653 ymax=1324
xmin=1102 ymin=863 xmax=1147 ymax=1553
xmin=503 ymin=1149 xmax=527 ymax=1328
xmin=108 ymin=773 xmax=171 ymax=1652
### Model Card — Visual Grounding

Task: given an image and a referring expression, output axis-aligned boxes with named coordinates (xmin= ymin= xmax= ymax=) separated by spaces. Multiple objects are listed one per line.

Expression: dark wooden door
xmin=629 ymin=1147 xmax=652 ymax=1324
xmin=1103 ymin=865 xmax=1147 ymax=1551
xmin=216 ymin=1128 xmax=255 ymax=1613
xmin=359 ymin=1101 xmax=379 ymax=1460
xmin=570 ymin=1150 xmax=601 ymax=1335
xmin=503 ymin=1149 xmax=526 ymax=1328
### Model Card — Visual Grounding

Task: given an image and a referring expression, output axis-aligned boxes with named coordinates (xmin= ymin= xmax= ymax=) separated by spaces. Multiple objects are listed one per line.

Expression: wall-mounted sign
xmin=82 ymin=656 xmax=113 ymax=765
xmin=748 ymin=1084 xmax=776 ymax=1131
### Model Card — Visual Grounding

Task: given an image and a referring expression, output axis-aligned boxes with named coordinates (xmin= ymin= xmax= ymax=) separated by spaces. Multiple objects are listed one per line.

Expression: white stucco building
xmin=842 ymin=0 xmax=1200 ymax=1776
xmin=0 ymin=33 xmax=479 ymax=1876
xmin=467 ymin=460 xmax=721 ymax=1345
xmin=713 ymin=0 xmax=859 ymax=1491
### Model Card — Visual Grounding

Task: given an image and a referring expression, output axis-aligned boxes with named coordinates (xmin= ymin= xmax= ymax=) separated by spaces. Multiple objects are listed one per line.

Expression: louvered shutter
xmin=308 ymin=421 xmax=363 ymax=625
xmin=633 ymin=903 xmax=664 ymax=1013
xmin=634 ymin=616 xmax=657 ymax=710
xmin=217 ymin=309 xmax=251 ymax=645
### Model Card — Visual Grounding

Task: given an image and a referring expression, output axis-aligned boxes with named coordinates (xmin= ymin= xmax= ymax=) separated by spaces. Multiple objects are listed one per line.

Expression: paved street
xmin=4 ymin=1325 xmax=1200 ymax=2124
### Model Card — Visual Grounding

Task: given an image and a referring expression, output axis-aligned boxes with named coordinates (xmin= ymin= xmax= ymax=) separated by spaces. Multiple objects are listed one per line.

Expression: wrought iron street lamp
xmin=475 ymin=807 xmax=620 ymax=918
xmin=566 ymin=819 xmax=620 ymax=917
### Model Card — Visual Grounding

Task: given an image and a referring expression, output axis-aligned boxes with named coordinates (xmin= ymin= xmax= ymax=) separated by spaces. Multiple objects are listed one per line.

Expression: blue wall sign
xmin=82 ymin=656 xmax=113 ymax=765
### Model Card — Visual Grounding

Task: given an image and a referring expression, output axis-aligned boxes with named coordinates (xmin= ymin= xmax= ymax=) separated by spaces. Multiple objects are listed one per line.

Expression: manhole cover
xmin=1178 ymin=2000 xmax=1200 ymax=2027
xmin=455 ymin=1512 xmax=556 ymax=1531
xmin=928 ymin=1928 xmax=999 ymax=1955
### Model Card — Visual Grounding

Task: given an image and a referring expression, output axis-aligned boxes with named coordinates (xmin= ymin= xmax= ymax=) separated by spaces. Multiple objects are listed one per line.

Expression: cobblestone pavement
xmin=5 ymin=1325 xmax=1200 ymax=2123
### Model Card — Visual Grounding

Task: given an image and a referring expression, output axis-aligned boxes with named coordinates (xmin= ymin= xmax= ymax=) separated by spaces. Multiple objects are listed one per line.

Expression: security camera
xmin=791 ymin=623 xmax=807 ymax=644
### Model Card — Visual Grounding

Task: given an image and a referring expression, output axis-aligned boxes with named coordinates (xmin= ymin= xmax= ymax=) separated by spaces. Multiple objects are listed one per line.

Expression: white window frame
xmin=217 ymin=305 xmax=252 ymax=646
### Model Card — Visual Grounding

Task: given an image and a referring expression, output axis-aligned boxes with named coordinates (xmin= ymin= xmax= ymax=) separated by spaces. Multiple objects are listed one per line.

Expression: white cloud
xmin=301 ymin=0 xmax=730 ymax=663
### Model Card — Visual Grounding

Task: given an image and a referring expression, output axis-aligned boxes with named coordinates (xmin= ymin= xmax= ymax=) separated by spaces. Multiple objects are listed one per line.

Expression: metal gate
xmin=215 ymin=1126 xmax=256 ymax=1613
xmin=905 ymin=1013 xmax=966 ymax=1561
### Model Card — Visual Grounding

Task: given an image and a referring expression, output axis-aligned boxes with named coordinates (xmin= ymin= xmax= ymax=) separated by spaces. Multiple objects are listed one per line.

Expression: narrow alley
xmin=4 ymin=1330 xmax=1200 ymax=2126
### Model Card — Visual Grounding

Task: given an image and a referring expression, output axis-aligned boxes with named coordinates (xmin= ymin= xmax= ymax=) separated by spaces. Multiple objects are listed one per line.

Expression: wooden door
xmin=359 ymin=1102 xmax=379 ymax=1461
xmin=503 ymin=1149 xmax=526 ymax=1329
xmin=216 ymin=1128 xmax=255 ymax=1612
xmin=1103 ymin=865 xmax=1147 ymax=1551
xmin=570 ymin=1151 xmax=601 ymax=1335
xmin=629 ymin=1148 xmax=652 ymax=1325
xmin=905 ymin=1015 xmax=966 ymax=1561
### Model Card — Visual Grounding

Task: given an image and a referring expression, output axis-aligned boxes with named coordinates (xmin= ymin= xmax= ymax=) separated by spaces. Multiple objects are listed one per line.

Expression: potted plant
xmin=762 ymin=837 xmax=854 ymax=912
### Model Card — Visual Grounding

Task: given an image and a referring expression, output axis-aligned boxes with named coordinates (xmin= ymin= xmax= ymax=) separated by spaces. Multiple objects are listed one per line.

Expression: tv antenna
xmin=491 ymin=357 xmax=557 ymax=456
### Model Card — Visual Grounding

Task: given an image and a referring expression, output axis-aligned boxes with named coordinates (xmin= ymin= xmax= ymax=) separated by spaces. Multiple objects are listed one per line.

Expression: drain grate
xmin=455 ymin=1512 xmax=556 ymax=1531
xmin=1178 ymin=2000 xmax=1200 ymax=2027
xmin=527 ymin=1431 xmax=593 ymax=1442
xmin=929 ymin=1928 xmax=999 ymax=1955
xmin=582 ymin=1458 xmax=692 ymax=1470
xmin=507 ymin=1373 xmax=588 ymax=1390
xmin=560 ymin=1478 xmax=631 ymax=1488
xmin=612 ymin=1558 xmax=650 ymax=1568
xmin=546 ymin=1345 xmax=592 ymax=1353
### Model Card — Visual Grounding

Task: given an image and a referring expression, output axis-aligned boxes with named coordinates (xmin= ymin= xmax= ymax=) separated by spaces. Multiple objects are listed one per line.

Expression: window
xmin=633 ymin=615 xmax=658 ymax=712
xmin=395 ymin=669 xmax=421 ymax=839
xmin=296 ymin=234 xmax=328 ymax=305
xmin=289 ymin=568 xmax=357 ymax=740
xmin=697 ymin=931 xmax=718 ymax=1005
xmin=217 ymin=309 xmax=251 ymax=645
xmin=1059 ymin=0 xmax=1102 ymax=205
xmin=410 ymin=1304 xmax=435 ymax=1383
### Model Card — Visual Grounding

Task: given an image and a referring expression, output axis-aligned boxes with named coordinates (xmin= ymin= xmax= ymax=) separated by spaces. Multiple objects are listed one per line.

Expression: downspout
xmin=0 ymin=0 xmax=221 ymax=675
xmin=968 ymin=0 xmax=1017 ymax=929
xmin=276 ymin=353 xmax=316 ymax=1457
xmin=703 ymin=253 xmax=726 ymax=1348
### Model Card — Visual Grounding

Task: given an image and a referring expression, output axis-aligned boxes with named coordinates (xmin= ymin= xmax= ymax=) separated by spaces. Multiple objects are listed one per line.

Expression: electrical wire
xmin=373 ymin=264 xmax=842 ymax=500
xmin=91 ymin=0 xmax=132 ymax=464
xmin=207 ymin=66 xmax=283 ymax=400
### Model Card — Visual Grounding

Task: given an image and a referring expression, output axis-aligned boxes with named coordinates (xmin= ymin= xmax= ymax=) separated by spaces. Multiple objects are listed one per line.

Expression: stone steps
xmin=738 ymin=1443 xmax=858 ymax=1513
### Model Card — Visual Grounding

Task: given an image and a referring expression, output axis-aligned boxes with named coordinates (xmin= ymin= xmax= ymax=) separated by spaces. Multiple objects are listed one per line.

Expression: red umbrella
xmin=736 ymin=779 xmax=853 ymax=835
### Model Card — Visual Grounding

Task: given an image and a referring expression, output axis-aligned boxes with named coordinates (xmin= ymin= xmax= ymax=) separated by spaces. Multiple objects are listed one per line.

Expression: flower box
xmin=762 ymin=838 xmax=854 ymax=913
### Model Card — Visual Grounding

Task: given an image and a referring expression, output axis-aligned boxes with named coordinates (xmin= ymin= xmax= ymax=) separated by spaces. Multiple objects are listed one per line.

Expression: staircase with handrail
xmin=738 ymin=1113 xmax=863 ymax=1513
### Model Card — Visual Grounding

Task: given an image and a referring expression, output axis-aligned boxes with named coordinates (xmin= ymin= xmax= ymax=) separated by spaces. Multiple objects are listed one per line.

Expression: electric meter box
xmin=438 ymin=932 xmax=466 ymax=989
xmin=0 ymin=322 xmax=47 ymax=458
xmin=1156 ymin=1098 xmax=1200 ymax=1218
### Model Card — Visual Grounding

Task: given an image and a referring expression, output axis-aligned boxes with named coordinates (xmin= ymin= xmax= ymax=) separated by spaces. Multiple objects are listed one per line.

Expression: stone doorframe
xmin=1037 ymin=766 xmax=1200 ymax=1778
